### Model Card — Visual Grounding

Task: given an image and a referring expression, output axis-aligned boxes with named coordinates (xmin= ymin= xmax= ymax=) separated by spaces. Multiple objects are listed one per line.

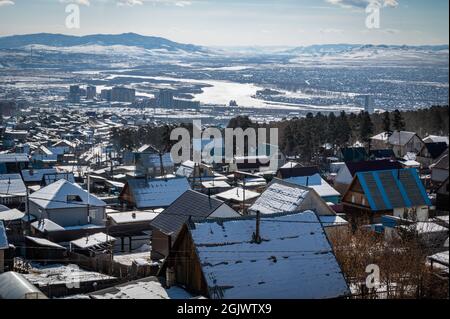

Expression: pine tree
xmin=337 ymin=111 xmax=351 ymax=147
xmin=359 ymin=111 xmax=374 ymax=144
xmin=382 ymin=111 xmax=391 ymax=133
xmin=392 ymin=109 xmax=405 ymax=131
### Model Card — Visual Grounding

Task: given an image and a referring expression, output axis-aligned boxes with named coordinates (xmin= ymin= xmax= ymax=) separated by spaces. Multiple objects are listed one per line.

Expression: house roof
xmin=249 ymin=179 xmax=310 ymax=215
xmin=277 ymin=166 xmax=319 ymax=179
xmin=26 ymin=236 xmax=65 ymax=249
xmin=70 ymin=232 xmax=116 ymax=249
xmin=215 ymin=187 xmax=260 ymax=203
xmin=346 ymin=160 xmax=402 ymax=176
xmin=284 ymin=173 xmax=340 ymax=198
xmin=108 ymin=211 xmax=159 ymax=225
xmin=354 ymin=168 xmax=431 ymax=211
xmin=21 ymin=168 xmax=58 ymax=183
xmin=42 ymin=172 xmax=75 ymax=185
xmin=29 ymin=179 xmax=106 ymax=210
xmin=187 ymin=210 xmax=350 ymax=299
xmin=0 ymin=208 xmax=25 ymax=222
xmin=423 ymin=135 xmax=449 ymax=145
xmin=388 ymin=131 xmax=418 ymax=146
xmin=0 ymin=174 xmax=27 ymax=197
xmin=432 ymin=149 xmax=449 ymax=170
xmin=150 ymin=190 xmax=227 ymax=236
xmin=0 ymin=153 xmax=29 ymax=164
xmin=0 ymin=221 xmax=8 ymax=250
xmin=422 ymin=142 xmax=448 ymax=159
xmin=125 ymin=177 xmax=190 ymax=209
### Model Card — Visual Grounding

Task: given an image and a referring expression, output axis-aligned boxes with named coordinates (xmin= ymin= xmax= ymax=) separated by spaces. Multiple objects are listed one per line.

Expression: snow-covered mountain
xmin=0 ymin=32 xmax=206 ymax=53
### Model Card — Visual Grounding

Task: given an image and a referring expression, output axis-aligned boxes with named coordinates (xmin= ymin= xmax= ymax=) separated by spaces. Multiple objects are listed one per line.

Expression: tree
xmin=337 ymin=111 xmax=352 ymax=147
xmin=382 ymin=111 xmax=391 ymax=133
xmin=392 ymin=109 xmax=405 ymax=131
xmin=359 ymin=111 xmax=374 ymax=144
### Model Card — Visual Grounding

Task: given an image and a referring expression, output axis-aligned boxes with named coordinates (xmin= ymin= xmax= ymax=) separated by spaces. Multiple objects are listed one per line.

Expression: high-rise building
xmin=157 ymin=89 xmax=174 ymax=108
xmin=100 ymin=89 xmax=112 ymax=101
xmin=111 ymin=86 xmax=136 ymax=103
xmin=68 ymin=85 xmax=81 ymax=103
xmin=364 ymin=95 xmax=374 ymax=114
xmin=86 ymin=86 xmax=97 ymax=100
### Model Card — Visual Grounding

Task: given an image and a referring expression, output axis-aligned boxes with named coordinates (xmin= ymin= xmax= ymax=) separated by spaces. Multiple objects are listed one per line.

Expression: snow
xmin=189 ymin=210 xmax=350 ymax=299
xmin=31 ymin=219 xmax=65 ymax=232
xmin=0 ymin=208 xmax=25 ymax=221
xmin=319 ymin=215 xmax=349 ymax=227
xmin=108 ymin=211 xmax=159 ymax=224
xmin=215 ymin=187 xmax=260 ymax=202
xmin=24 ymin=263 xmax=115 ymax=287
xmin=26 ymin=236 xmax=65 ymax=249
xmin=71 ymin=232 xmax=116 ymax=249
xmin=90 ymin=278 xmax=193 ymax=299
xmin=284 ymin=173 xmax=340 ymax=198
xmin=249 ymin=182 xmax=309 ymax=215
xmin=29 ymin=179 xmax=106 ymax=210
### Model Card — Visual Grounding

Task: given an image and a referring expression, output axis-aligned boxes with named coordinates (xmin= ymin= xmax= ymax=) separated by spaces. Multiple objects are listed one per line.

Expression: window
xmin=351 ymin=195 xmax=355 ymax=203
xmin=67 ymin=195 xmax=83 ymax=202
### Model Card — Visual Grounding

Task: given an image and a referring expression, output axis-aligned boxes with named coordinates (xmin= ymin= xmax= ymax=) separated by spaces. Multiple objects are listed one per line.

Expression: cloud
xmin=117 ymin=0 xmax=143 ymax=6
xmin=0 ymin=0 xmax=14 ymax=7
xmin=326 ymin=0 xmax=398 ymax=9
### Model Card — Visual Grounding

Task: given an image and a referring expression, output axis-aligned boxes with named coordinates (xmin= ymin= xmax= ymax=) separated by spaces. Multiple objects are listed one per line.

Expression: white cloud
xmin=326 ymin=0 xmax=398 ymax=9
xmin=0 ymin=0 xmax=14 ymax=7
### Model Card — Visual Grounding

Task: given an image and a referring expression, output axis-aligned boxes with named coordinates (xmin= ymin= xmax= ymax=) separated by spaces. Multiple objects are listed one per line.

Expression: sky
xmin=0 ymin=0 xmax=448 ymax=46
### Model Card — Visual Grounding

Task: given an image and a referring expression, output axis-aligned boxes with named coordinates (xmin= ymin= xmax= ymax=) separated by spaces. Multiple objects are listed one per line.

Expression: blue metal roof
xmin=356 ymin=168 xmax=431 ymax=211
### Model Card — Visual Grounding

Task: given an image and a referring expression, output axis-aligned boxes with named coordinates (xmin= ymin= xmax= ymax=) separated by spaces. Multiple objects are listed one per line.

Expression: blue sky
xmin=0 ymin=0 xmax=448 ymax=46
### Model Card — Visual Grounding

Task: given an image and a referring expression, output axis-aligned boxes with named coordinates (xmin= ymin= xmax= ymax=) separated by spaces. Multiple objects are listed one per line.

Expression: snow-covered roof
xmin=126 ymin=177 xmax=190 ymax=209
xmin=201 ymin=180 xmax=231 ymax=189
xmin=388 ymin=131 xmax=418 ymax=146
xmin=319 ymin=215 xmax=349 ymax=227
xmin=29 ymin=179 xmax=106 ymax=209
xmin=188 ymin=211 xmax=350 ymax=299
xmin=0 ymin=272 xmax=47 ymax=300
xmin=108 ymin=211 xmax=159 ymax=225
xmin=0 ymin=174 xmax=26 ymax=197
xmin=0 ymin=208 xmax=25 ymax=221
xmin=21 ymin=168 xmax=57 ymax=183
xmin=249 ymin=180 xmax=309 ymax=215
xmin=215 ymin=187 xmax=260 ymax=202
xmin=71 ymin=232 xmax=116 ymax=249
xmin=31 ymin=219 xmax=65 ymax=232
xmin=284 ymin=173 xmax=340 ymax=198
xmin=423 ymin=135 xmax=449 ymax=145
xmin=280 ymin=161 xmax=301 ymax=169
xmin=428 ymin=251 xmax=449 ymax=267
xmin=89 ymin=277 xmax=193 ymax=299
xmin=26 ymin=236 xmax=65 ymax=249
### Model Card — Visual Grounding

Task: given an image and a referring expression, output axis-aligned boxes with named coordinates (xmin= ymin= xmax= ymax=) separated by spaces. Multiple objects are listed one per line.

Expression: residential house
xmin=0 ymin=272 xmax=48 ymax=299
xmin=342 ymin=168 xmax=432 ymax=224
xmin=416 ymin=142 xmax=448 ymax=168
xmin=423 ymin=135 xmax=449 ymax=145
xmin=31 ymin=145 xmax=57 ymax=167
xmin=119 ymin=177 xmax=190 ymax=210
xmin=214 ymin=187 xmax=261 ymax=212
xmin=249 ymin=178 xmax=336 ymax=217
xmin=21 ymin=168 xmax=58 ymax=186
xmin=334 ymin=160 xmax=402 ymax=195
xmin=369 ymin=149 xmax=396 ymax=160
xmin=0 ymin=174 xmax=27 ymax=208
xmin=161 ymin=211 xmax=350 ymax=299
xmin=0 ymin=153 xmax=29 ymax=174
xmin=372 ymin=131 xmax=425 ymax=158
xmin=150 ymin=190 xmax=239 ymax=259
xmin=29 ymin=179 xmax=107 ymax=229
xmin=0 ymin=206 xmax=25 ymax=244
xmin=431 ymin=149 xmax=449 ymax=184
xmin=277 ymin=166 xmax=340 ymax=204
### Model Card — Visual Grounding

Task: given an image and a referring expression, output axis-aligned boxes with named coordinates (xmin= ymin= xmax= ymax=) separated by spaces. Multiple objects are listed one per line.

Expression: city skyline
xmin=0 ymin=0 xmax=448 ymax=46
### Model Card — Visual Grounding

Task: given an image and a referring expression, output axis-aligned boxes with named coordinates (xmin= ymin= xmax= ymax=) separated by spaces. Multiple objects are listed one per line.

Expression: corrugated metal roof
xmin=188 ymin=211 xmax=350 ymax=299
xmin=150 ymin=190 xmax=224 ymax=236
xmin=0 ymin=174 xmax=26 ymax=197
xmin=356 ymin=168 xmax=431 ymax=211
xmin=0 ymin=153 xmax=29 ymax=163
